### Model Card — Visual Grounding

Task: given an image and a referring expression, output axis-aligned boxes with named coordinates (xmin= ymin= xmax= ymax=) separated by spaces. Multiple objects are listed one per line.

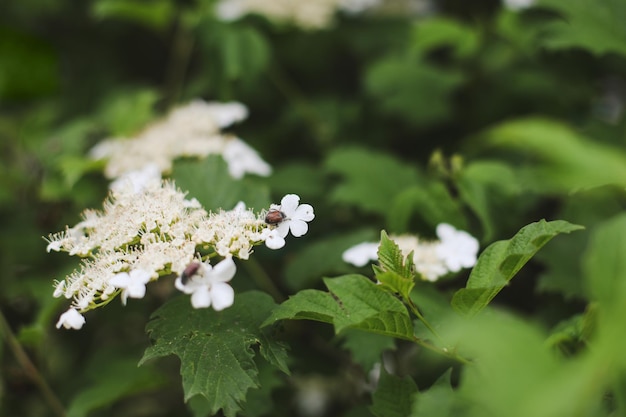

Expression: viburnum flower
xmin=89 ymin=100 xmax=271 ymax=181
xmin=341 ymin=242 xmax=379 ymax=267
xmin=222 ymin=137 xmax=272 ymax=179
xmin=47 ymin=183 xmax=314 ymax=327
xmin=264 ymin=194 xmax=315 ymax=249
xmin=56 ymin=308 xmax=86 ymax=330
xmin=342 ymin=224 xmax=479 ymax=282
xmin=435 ymin=223 xmax=479 ymax=272
xmin=109 ymin=268 xmax=153 ymax=305
xmin=175 ymin=257 xmax=236 ymax=310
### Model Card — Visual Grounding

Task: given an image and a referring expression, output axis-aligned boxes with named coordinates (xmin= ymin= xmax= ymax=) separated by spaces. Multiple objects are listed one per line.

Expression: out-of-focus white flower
xmin=109 ymin=268 xmax=153 ymax=305
xmin=89 ymin=100 xmax=269 ymax=181
xmin=264 ymin=194 xmax=315 ymax=250
xmin=205 ymin=102 xmax=249 ymax=128
xmin=338 ymin=0 xmax=381 ymax=14
xmin=342 ymin=225 xmax=478 ymax=282
xmin=502 ymin=0 xmax=534 ymax=10
xmin=175 ymin=257 xmax=236 ymax=310
xmin=109 ymin=163 xmax=162 ymax=194
xmin=222 ymin=137 xmax=272 ymax=179
xmin=435 ymin=223 xmax=479 ymax=272
xmin=216 ymin=0 xmax=247 ymax=20
xmin=215 ymin=0 xmax=379 ymax=29
xmin=341 ymin=242 xmax=379 ymax=267
xmin=56 ymin=308 xmax=86 ymax=330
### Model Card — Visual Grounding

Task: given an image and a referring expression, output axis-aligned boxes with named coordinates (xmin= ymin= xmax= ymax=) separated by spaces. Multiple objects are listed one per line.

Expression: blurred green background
xmin=2 ymin=0 xmax=626 ymax=416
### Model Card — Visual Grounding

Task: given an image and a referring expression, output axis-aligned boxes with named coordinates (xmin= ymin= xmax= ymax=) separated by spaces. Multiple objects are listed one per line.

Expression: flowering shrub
xmin=3 ymin=1 xmax=626 ymax=417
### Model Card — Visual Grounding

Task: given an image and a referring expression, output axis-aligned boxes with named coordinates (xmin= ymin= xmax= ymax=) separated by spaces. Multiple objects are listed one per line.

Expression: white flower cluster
xmin=502 ymin=0 xmax=534 ymax=11
xmin=342 ymin=224 xmax=479 ymax=282
xmin=215 ymin=0 xmax=382 ymax=29
xmin=90 ymin=100 xmax=271 ymax=181
xmin=47 ymin=181 xmax=314 ymax=329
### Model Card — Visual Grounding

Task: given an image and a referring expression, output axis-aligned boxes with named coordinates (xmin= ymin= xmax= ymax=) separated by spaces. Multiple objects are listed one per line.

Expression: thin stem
xmin=163 ymin=9 xmax=195 ymax=110
xmin=0 ymin=309 xmax=66 ymax=417
xmin=241 ymin=258 xmax=286 ymax=302
xmin=410 ymin=335 xmax=472 ymax=366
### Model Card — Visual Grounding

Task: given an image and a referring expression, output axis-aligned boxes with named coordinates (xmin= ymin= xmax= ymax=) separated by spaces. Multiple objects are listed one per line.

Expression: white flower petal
xmin=275 ymin=222 xmax=291 ymax=238
xmin=210 ymin=257 xmax=237 ymax=283
xmin=289 ymin=219 xmax=309 ymax=238
xmin=191 ymin=287 xmax=212 ymax=308
xmin=342 ymin=242 xmax=379 ymax=267
xmin=56 ymin=308 xmax=86 ymax=330
xmin=109 ymin=272 xmax=130 ymax=288
xmin=280 ymin=194 xmax=300 ymax=216
xmin=210 ymin=282 xmax=235 ymax=311
xmin=265 ymin=230 xmax=286 ymax=249
xmin=294 ymin=204 xmax=315 ymax=222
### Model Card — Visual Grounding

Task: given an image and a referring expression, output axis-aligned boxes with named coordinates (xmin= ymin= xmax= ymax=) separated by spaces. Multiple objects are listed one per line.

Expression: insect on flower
xmin=265 ymin=209 xmax=286 ymax=226
xmin=181 ymin=261 xmax=202 ymax=285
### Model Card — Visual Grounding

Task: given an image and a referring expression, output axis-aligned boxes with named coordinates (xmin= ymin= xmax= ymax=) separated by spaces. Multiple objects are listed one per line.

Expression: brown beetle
xmin=265 ymin=209 xmax=287 ymax=226
xmin=180 ymin=261 xmax=202 ymax=285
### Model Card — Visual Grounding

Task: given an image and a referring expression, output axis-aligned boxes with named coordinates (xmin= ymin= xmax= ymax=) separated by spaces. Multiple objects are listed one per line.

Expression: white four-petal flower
xmin=109 ymin=269 xmax=153 ymax=305
xmin=265 ymin=194 xmax=315 ymax=250
xmin=175 ymin=257 xmax=236 ymax=311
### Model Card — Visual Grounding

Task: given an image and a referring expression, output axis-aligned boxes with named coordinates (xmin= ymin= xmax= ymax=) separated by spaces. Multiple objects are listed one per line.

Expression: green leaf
xmin=365 ymin=57 xmax=464 ymax=127
xmin=140 ymin=291 xmax=288 ymax=417
xmin=452 ymin=219 xmax=583 ymax=316
xmin=67 ymin=354 xmax=166 ymax=417
xmin=172 ymin=156 xmax=270 ymax=212
xmin=325 ymin=147 xmax=422 ymax=215
xmin=370 ymin=369 xmax=418 ymax=417
xmin=582 ymin=213 xmax=626 ymax=310
xmin=377 ymin=231 xmax=413 ymax=279
xmin=480 ymin=118 xmax=626 ymax=192
xmin=263 ymin=274 xmax=415 ymax=341
xmin=538 ymin=0 xmax=626 ymax=56
xmin=410 ymin=17 xmax=480 ymax=59
xmin=374 ymin=231 xmax=415 ymax=299
xmin=91 ymin=0 xmax=175 ymax=31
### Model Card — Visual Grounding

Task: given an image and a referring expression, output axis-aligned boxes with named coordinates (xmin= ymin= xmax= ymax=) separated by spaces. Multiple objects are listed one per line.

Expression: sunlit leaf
xmin=262 ymin=274 xmax=415 ymax=340
xmin=538 ymin=0 xmax=626 ymax=56
xmin=480 ymin=118 xmax=626 ymax=192
xmin=452 ymin=219 xmax=583 ymax=316
xmin=91 ymin=0 xmax=175 ymax=30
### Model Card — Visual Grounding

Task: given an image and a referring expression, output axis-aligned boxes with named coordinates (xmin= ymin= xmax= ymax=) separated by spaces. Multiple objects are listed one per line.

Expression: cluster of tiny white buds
xmin=342 ymin=224 xmax=479 ymax=282
xmin=48 ymin=186 xmax=315 ymax=328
